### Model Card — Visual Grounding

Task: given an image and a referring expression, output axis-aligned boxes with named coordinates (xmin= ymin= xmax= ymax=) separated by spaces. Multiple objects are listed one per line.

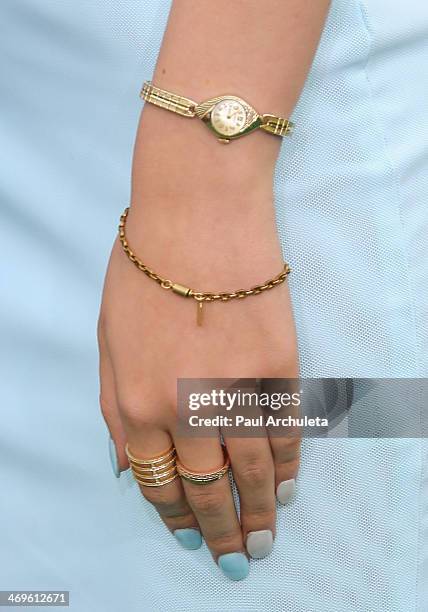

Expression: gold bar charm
xmin=172 ymin=283 xmax=191 ymax=297
xmin=196 ymin=301 xmax=204 ymax=326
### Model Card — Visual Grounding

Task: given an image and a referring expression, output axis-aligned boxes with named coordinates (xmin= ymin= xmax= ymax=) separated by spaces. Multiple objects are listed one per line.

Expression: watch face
xmin=211 ymin=99 xmax=247 ymax=136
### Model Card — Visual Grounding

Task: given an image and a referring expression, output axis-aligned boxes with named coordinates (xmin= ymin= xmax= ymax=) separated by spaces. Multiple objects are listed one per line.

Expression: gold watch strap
xmin=259 ymin=114 xmax=293 ymax=136
xmin=140 ymin=81 xmax=197 ymax=117
xmin=140 ymin=80 xmax=294 ymax=136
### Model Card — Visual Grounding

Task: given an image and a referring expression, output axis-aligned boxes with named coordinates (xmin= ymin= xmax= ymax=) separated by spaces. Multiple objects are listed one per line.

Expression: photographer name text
xmin=188 ymin=415 xmax=328 ymax=428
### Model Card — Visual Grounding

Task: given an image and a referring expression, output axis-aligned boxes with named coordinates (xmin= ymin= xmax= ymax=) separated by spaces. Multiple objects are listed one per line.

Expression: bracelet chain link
xmin=118 ymin=207 xmax=291 ymax=323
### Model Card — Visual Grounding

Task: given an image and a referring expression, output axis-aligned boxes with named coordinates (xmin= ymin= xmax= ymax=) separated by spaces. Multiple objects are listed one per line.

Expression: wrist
xmin=125 ymin=194 xmax=284 ymax=291
xmin=131 ymin=103 xmax=281 ymax=206
xmin=128 ymin=102 xmax=285 ymax=288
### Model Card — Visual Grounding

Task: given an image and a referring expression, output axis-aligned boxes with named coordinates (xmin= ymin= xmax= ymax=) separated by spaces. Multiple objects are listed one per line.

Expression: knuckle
xmin=187 ymin=487 xmax=226 ymax=516
xmin=243 ymin=505 xmax=275 ymax=522
xmin=276 ymin=455 xmax=300 ymax=476
xmin=151 ymin=499 xmax=183 ymax=518
xmin=140 ymin=486 xmax=183 ymax=517
xmin=117 ymin=390 xmax=173 ymax=429
xmin=275 ymin=439 xmax=301 ymax=463
xmin=238 ymin=462 xmax=270 ymax=488
xmin=118 ymin=397 xmax=154 ymax=428
xmin=140 ymin=485 xmax=173 ymax=506
xmin=160 ymin=506 xmax=192 ymax=521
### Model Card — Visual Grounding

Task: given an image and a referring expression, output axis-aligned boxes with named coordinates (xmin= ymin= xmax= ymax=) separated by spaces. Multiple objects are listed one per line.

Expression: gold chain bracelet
xmin=118 ymin=207 xmax=291 ymax=326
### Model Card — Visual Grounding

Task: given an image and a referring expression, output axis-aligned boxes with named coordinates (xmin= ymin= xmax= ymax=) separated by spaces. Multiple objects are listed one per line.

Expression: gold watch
xmin=140 ymin=80 xmax=294 ymax=144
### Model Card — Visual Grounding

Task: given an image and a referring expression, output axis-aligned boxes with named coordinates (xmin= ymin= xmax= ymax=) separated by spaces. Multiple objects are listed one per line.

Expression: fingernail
xmin=276 ymin=479 xmax=296 ymax=504
xmin=218 ymin=552 xmax=249 ymax=581
xmin=108 ymin=436 xmax=120 ymax=478
xmin=173 ymin=528 xmax=202 ymax=550
xmin=246 ymin=530 xmax=273 ymax=559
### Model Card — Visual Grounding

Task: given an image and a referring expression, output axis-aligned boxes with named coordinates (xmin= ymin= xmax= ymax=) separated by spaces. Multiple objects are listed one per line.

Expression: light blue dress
xmin=0 ymin=1 xmax=427 ymax=610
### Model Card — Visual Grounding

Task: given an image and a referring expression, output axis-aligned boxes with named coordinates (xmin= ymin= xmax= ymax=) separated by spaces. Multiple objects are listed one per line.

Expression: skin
xmin=98 ymin=0 xmax=330 ymax=578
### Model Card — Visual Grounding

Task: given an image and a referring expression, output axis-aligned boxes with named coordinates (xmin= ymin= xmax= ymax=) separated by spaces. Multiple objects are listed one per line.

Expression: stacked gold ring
xmin=176 ymin=449 xmax=230 ymax=485
xmin=125 ymin=444 xmax=178 ymax=487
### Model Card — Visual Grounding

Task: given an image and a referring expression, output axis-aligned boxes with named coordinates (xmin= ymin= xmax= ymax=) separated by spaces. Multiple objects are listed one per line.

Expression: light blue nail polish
xmin=173 ymin=529 xmax=202 ymax=550
xmin=108 ymin=436 xmax=120 ymax=478
xmin=218 ymin=553 xmax=249 ymax=581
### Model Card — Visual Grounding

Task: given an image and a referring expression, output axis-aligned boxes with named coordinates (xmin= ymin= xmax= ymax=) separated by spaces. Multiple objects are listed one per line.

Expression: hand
xmin=98 ymin=181 xmax=301 ymax=580
xmin=97 ymin=0 xmax=331 ymax=581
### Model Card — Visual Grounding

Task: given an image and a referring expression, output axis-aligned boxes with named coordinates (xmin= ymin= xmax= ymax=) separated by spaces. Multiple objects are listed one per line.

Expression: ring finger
xmin=225 ymin=434 xmax=276 ymax=559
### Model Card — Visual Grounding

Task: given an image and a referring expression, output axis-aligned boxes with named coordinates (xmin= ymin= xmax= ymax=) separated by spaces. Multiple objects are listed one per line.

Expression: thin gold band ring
xmin=125 ymin=444 xmax=175 ymax=465
xmin=176 ymin=451 xmax=230 ymax=485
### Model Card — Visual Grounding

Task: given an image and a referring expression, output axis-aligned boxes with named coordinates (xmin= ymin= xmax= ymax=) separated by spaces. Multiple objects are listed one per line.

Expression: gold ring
xmin=133 ymin=474 xmax=179 ymax=487
xmin=125 ymin=444 xmax=175 ymax=465
xmin=176 ymin=449 xmax=230 ymax=485
xmin=131 ymin=456 xmax=177 ymax=474
xmin=125 ymin=444 xmax=178 ymax=487
xmin=133 ymin=468 xmax=179 ymax=487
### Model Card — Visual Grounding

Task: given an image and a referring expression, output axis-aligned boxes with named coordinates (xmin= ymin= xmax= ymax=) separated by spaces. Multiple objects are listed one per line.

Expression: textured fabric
xmin=0 ymin=1 xmax=427 ymax=611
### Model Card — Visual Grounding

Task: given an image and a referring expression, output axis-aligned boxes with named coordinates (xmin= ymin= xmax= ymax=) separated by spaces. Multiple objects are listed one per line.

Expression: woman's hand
xmin=98 ymin=236 xmax=300 ymax=580
xmin=98 ymin=106 xmax=300 ymax=579
xmin=97 ymin=0 xmax=331 ymax=582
